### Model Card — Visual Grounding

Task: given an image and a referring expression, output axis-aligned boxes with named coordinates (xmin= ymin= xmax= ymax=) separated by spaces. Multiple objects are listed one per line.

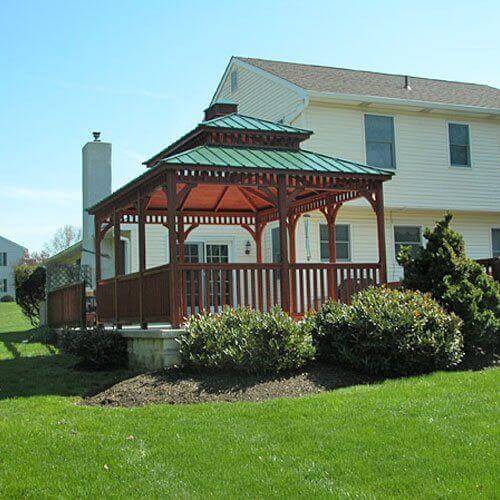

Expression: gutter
xmin=307 ymin=90 xmax=500 ymax=116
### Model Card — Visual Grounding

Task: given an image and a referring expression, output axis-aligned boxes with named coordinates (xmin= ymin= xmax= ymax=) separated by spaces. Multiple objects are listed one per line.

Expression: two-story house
xmin=208 ymin=57 xmax=500 ymax=280
xmin=0 ymin=235 xmax=27 ymax=298
xmin=48 ymin=57 xmax=499 ymax=287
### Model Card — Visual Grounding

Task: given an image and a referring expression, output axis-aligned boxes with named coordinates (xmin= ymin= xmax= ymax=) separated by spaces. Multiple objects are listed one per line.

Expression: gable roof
xmin=202 ymin=113 xmax=311 ymax=134
xmin=236 ymin=57 xmax=500 ymax=110
xmin=158 ymin=145 xmax=392 ymax=176
xmin=0 ymin=235 xmax=27 ymax=251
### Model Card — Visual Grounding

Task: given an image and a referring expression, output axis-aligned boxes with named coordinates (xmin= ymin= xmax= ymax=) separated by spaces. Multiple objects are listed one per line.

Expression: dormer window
xmin=230 ymin=70 xmax=238 ymax=93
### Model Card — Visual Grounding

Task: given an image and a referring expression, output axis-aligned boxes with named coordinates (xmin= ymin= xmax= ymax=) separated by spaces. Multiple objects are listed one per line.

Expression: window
xmin=492 ymin=229 xmax=500 ymax=258
xmin=394 ymin=226 xmax=422 ymax=258
xmin=230 ymin=70 xmax=238 ymax=93
xmin=448 ymin=123 xmax=470 ymax=167
xmin=364 ymin=114 xmax=396 ymax=169
xmin=0 ymin=252 xmax=6 ymax=266
xmin=319 ymin=224 xmax=350 ymax=261
xmin=2 ymin=279 xmax=7 ymax=293
xmin=271 ymin=227 xmax=280 ymax=263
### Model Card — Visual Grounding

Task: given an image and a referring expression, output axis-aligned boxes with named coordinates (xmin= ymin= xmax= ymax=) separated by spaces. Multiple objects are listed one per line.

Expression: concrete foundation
xmin=122 ymin=328 xmax=184 ymax=371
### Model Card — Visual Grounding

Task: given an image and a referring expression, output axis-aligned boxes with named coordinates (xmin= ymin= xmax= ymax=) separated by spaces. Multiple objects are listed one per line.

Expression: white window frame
xmin=319 ymin=223 xmax=351 ymax=262
xmin=491 ymin=228 xmax=500 ymax=258
xmin=363 ymin=113 xmax=397 ymax=170
xmin=230 ymin=70 xmax=238 ymax=93
xmin=447 ymin=121 xmax=472 ymax=168
xmin=394 ymin=225 xmax=423 ymax=257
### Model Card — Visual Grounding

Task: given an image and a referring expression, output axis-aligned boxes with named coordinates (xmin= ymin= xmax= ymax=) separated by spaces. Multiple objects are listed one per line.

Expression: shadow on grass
xmin=0 ymin=329 xmax=131 ymax=400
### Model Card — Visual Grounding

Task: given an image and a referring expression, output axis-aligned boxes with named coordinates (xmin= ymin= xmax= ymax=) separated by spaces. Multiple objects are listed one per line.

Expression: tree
xmin=397 ymin=212 xmax=499 ymax=351
xmin=42 ymin=225 xmax=81 ymax=257
xmin=14 ymin=265 xmax=46 ymax=326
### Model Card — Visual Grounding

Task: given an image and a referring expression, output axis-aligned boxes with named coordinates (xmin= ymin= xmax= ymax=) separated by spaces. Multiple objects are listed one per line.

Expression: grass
xmin=0 ymin=303 xmax=498 ymax=498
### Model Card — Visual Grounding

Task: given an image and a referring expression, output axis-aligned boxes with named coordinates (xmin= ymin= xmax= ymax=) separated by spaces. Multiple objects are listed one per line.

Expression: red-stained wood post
xmin=138 ymin=194 xmax=147 ymax=329
xmin=165 ymin=169 xmax=181 ymax=327
xmin=323 ymin=203 xmax=341 ymax=302
xmin=375 ymin=184 xmax=388 ymax=284
xmin=94 ymin=215 xmax=102 ymax=285
xmin=288 ymin=215 xmax=299 ymax=313
xmin=277 ymin=175 xmax=291 ymax=312
xmin=113 ymin=208 xmax=121 ymax=327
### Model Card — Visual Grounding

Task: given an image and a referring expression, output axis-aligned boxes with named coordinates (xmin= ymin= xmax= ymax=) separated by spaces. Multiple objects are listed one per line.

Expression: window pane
xmin=395 ymin=226 xmax=420 ymax=243
xmin=320 ymin=242 xmax=329 ymax=261
xmin=272 ymin=227 xmax=280 ymax=263
xmin=366 ymin=142 xmax=394 ymax=169
xmin=336 ymin=224 xmax=349 ymax=242
xmin=449 ymin=123 xmax=469 ymax=145
xmin=492 ymin=229 xmax=500 ymax=257
xmin=365 ymin=115 xmax=394 ymax=141
xmin=450 ymin=145 xmax=469 ymax=166
xmin=336 ymin=242 xmax=349 ymax=260
xmin=319 ymin=224 xmax=328 ymax=241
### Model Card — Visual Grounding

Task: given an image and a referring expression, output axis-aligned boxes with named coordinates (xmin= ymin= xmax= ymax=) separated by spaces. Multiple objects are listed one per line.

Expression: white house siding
xmin=215 ymin=63 xmax=304 ymax=123
xmin=303 ymin=102 xmax=500 ymax=213
xmin=0 ymin=236 xmax=26 ymax=298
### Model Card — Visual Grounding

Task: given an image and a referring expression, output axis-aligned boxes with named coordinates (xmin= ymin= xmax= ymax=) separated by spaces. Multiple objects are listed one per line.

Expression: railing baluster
xmin=265 ymin=269 xmax=271 ymax=312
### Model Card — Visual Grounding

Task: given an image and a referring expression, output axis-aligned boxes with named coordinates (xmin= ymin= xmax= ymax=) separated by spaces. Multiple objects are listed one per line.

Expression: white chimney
xmin=81 ymin=132 xmax=111 ymax=288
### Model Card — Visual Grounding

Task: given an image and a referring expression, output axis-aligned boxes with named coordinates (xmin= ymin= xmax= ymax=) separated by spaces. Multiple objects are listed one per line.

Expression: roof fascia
xmin=308 ymin=90 xmax=500 ymax=116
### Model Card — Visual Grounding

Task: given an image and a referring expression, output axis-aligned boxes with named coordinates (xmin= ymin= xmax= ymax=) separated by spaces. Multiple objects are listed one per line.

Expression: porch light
xmin=245 ymin=240 xmax=251 ymax=255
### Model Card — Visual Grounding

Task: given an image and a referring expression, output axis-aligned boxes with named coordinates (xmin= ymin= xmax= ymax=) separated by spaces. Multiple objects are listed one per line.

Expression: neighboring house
xmin=0 ymin=235 xmax=27 ymax=298
xmin=49 ymin=57 xmax=500 ymax=287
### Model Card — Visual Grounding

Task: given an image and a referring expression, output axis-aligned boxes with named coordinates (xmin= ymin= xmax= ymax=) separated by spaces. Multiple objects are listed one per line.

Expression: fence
xmin=47 ymin=282 xmax=86 ymax=327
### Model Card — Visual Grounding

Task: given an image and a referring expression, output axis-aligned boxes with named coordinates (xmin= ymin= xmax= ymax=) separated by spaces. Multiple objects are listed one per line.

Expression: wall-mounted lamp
xmin=245 ymin=240 xmax=251 ymax=255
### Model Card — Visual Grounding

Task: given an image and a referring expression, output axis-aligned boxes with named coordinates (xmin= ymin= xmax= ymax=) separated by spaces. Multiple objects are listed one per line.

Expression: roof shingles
xmin=238 ymin=57 xmax=500 ymax=109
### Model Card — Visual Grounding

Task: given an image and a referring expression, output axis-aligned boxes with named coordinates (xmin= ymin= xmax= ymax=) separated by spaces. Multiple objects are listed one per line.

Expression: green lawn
xmin=0 ymin=303 xmax=498 ymax=498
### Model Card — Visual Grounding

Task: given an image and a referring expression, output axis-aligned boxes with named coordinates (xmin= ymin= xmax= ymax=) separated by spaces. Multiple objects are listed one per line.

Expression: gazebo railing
xmin=95 ymin=261 xmax=381 ymax=325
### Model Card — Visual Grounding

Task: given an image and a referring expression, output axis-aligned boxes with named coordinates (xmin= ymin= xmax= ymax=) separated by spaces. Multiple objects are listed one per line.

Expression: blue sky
xmin=1 ymin=0 xmax=499 ymax=251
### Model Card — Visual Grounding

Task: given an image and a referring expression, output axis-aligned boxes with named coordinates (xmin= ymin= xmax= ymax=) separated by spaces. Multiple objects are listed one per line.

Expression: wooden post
xmin=325 ymin=204 xmax=341 ymax=302
xmin=113 ymin=209 xmax=121 ymax=327
xmin=94 ymin=215 xmax=101 ymax=285
xmin=288 ymin=215 xmax=299 ymax=313
xmin=166 ymin=169 xmax=180 ymax=327
xmin=277 ymin=175 xmax=291 ymax=312
xmin=138 ymin=194 xmax=147 ymax=329
xmin=375 ymin=185 xmax=388 ymax=284
xmin=255 ymin=222 xmax=264 ymax=264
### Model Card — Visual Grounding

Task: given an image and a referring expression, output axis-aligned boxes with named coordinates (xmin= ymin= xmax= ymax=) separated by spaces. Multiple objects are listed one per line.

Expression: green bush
xmin=29 ymin=326 xmax=58 ymax=345
xmin=180 ymin=307 xmax=315 ymax=373
xmin=14 ymin=265 xmax=46 ymax=326
xmin=397 ymin=212 xmax=500 ymax=350
xmin=309 ymin=287 xmax=464 ymax=376
xmin=58 ymin=327 xmax=127 ymax=370
xmin=0 ymin=294 xmax=15 ymax=302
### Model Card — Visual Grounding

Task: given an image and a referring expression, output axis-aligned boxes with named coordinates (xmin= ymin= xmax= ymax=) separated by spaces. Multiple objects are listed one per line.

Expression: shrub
xmin=14 ymin=265 xmax=46 ymax=326
xmin=58 ymin=327 xmax=127 ymax=370
xmin=309 ymin=287 xmax=464 ymax=376
xmin=180 ymin=307 xmax=315 ymax=373
xmin=397 ymin=212 xmax=500 ymax=350
xmin=0 ymin=294 xmax=15 ymax=302
xmin=30 ymin=326 xmax=58 ymax=345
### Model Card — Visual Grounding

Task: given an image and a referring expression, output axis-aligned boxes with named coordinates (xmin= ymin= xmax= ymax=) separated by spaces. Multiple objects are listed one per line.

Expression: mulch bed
xmin=83 ymin=362 xmax=377 ymax=407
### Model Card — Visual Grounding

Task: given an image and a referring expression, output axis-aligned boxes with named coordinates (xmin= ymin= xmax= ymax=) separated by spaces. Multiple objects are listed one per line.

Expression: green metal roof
xmin=160 ymin=145 xmax=393 ymax=176
xmin=201 ymin=113 xmax=312 ymax=134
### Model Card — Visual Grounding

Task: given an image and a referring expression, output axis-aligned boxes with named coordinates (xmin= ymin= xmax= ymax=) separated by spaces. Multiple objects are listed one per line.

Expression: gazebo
xmin=88 ymin=101 xmax=393 ymax=328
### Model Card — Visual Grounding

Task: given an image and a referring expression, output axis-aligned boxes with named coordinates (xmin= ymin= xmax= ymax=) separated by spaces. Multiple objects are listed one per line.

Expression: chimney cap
xmin=204 ymin=100 xmax=238 ymax=121
xmin=92 ymin=131 xmax=101 ymax=141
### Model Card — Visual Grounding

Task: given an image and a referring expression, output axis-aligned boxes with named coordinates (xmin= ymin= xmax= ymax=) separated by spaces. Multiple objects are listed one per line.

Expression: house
xmin=0 ymin=235 xmax=27 ymax=298
xmin=46 ymin=57 xmax=499 ymax=327
xmin=210 ymin=58 xmax=500 ymax=280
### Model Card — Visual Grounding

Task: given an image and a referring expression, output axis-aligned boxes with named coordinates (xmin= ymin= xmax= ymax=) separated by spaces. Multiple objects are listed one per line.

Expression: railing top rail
xmin=179 ymin=263 xmax=281 ymax=270
xmin=47 ymin=281 xmax=85 ymax=294
xmin=290 ymin=262 xmax=380 ymax=269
